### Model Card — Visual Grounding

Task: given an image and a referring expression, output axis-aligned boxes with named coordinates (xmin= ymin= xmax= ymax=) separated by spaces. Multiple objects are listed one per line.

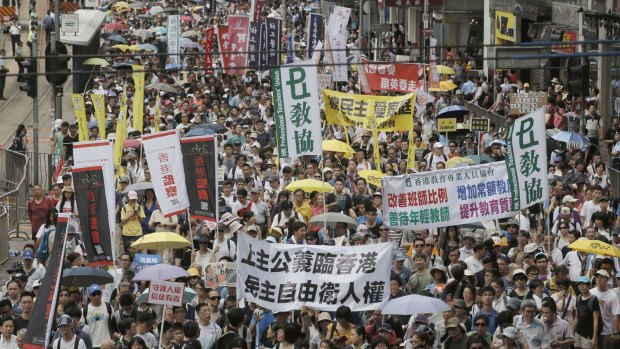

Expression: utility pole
xmin=52 ymin=0 xmax=62 ymax=120
xmin=32 ymin=35 xmax=39 ymax=184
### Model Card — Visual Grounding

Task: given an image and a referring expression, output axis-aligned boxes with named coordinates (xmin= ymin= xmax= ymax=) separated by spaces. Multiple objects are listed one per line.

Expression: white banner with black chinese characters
xmin=505 ymin=109 xmax=548 ymax=210
xmin=271 ymin=63 xmax=322 ymax=158
xmin=328 ymin=6 xmax=351 ymax=82
xmin=237 ymin=234 xmax=392 ymax=312
xmin=382 ymin=161 xmax=517 ymax=230
xmin=167 ymin=15 xmax=180 ymax=65
xmin=143 ymin=130 xmax=189 ymax=217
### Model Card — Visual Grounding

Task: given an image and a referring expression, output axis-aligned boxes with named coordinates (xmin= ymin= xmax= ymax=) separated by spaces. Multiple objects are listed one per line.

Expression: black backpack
xmin=213 ymin=326 xmax=248 ymax=349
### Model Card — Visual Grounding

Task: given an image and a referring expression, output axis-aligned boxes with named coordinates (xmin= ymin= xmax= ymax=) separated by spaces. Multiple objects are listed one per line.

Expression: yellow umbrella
xmin=322 ymin=139 xmax=354 ymax=154
xmin=429 ymin=81 xmax=459 ymax=92
xmin=192 ymin=6 xmax=204 ymax=12
xmin=437 ymin=65 xmax=456 ymax=75
xmin=113 ymin=1 xmax=129 ymax=8
xmin=84 ymin=58 xmax=109 ymax=66
xmin=130 ymin=232 xmax=192 ymax=250
xmin=128 ymin=45 xmax=143 ymax=51
xmin=568 ymin=239 xmax=620 ymax=258
xmin=286 ymin=179 xmax=334 ymax=192
xmin=445 ymin=157 xmax=475 ymax=169
xmin=358 ymin=170 xmax=385 ymax=188
xmin=112 ymin=44 xmax=131 ymax=52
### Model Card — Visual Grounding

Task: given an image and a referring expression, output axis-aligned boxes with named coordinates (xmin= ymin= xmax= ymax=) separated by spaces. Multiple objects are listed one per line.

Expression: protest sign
xmin=133 ymin=253 xmax=164 ymax=273
xmin=272 ymin=63 xmax=323 ymax=158
xmin=363 ymin=61 xmax=422 ymax=92
xmin=237 ymin=234 xmax=392 ymax=312
xmin=71 ymin=94 xmax=89 ymax=141
xmin=167 ymin=15 xmax=180 ymax=65
xmin=23 ymin=214 xmax=69 ymax=349
xmin=204 ymin=28 xmax=216 ymax=73
xmin=470 ymin=118 xmax=490 ymax=132
xmin=266 ymin=18 xmax=281 ymax=67
xmin=90 ymin=94 xmax=106 ymax=139
xmin=323 ymin=89 xmax=414 ymax=131
xmin=506 ymin=109 xmax=548 ymax=210
xmin=306 ymin=13 xmax=323 ymax=59
xmin=72 ymin=165 xmax=114 ymax=266
xmin=382 ymin=161 xmax=517 ymax=230
xmin=437 ymin=118 xmax=457 ymax=132
xmin=132 ymin=65 xmax=145 ymax=133
xmin=509 ymin=91 xmax=547 ymax=115
xmin=180 ymin=135 xmax=218 ymax=221
xmin=226 ymin=15 xmax=250 ymax=75
xmin=147 ymin=280 xmax=185 ymax=307
xmin=327 ymin=6 xmax=351 ymax=81
xmin=206 ymin=262 xmax=237 ymax=288
xmin=248 ymin=23 xmax=261 ymax=69
xmin=143 ymin=130 xmax=189 ymax=217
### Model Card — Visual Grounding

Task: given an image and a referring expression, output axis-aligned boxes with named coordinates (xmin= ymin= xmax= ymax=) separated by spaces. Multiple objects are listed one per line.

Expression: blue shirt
xmin=471 ymin=308 xmax=498 ymax=334
xmin=462 ymin=80 xmax=475 ymax=95
xmin=250 ymin=311 xmax=275 ymax=347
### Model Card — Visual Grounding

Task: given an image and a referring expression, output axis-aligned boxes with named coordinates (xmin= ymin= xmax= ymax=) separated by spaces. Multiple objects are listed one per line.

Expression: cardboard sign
xmin=147 ymin=280 xmax=185 ymax=307
xmin=509 ymin=92 xmax=547 ymax=115
xmin=470 ymin=118 xmax=490 ymax=132
xmin=205 ymin=262 xmax=237 ymax=288
xmin=438 ymin=118 xmax=457 ymax=132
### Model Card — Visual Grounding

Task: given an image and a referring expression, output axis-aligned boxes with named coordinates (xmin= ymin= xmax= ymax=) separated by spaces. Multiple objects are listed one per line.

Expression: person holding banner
xmin=120 ymin=191 xmax=146 ymax=252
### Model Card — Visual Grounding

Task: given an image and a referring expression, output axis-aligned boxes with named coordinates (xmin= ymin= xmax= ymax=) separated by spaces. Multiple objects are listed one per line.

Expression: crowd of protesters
xmin=2 ymin=1 xmax=620 ymax=349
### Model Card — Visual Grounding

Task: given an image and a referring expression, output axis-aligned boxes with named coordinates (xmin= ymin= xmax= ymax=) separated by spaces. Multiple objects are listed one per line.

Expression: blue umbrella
xmin=437 ymin=105 xmax=470 ymax=119
xmin=101 ymin=32 xmax=116 ymax=39
xmin=139 ymin=44 xmax=158 ymax=52
xmin=552 ymin=131 xmax=590 ymax=147
xmin=165 ymin=63 xmax=184 ymax=71
xmin=195 ymin=123 xmax=228 ymax=134
xmin=106 ymin=35 xmax=127 ymax=44
xmin=186 ymin=127 xmax=215 ymax=137
xmin=62 ymin=267 xmax=114 ymax=287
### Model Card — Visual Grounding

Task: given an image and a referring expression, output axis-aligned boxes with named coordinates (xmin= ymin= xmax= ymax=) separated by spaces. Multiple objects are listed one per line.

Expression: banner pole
xmin=187 ymin=208 xmax=194 ymax=251
xmin=159 ymin=304 xmax=166 ymax=346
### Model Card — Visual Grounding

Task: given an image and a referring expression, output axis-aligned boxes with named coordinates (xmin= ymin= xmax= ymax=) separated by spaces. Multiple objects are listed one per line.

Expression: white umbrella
xmin=149 ymin=6 xmax=164 ymax=15
xmin=381 ymin=294 xmax=452 ymax=315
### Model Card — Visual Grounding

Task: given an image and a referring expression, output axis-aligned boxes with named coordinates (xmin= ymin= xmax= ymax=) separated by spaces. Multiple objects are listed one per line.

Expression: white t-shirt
xmin=136 ymin=332 xmax=158 ymax=349
xmin=580 ymin=200 xmax=599 ymax=226
xmin=464 ymin=255 xmax=484 ymax=273
xmin=589 ymin=287 xmax=620 ymax=335
xmin=82 ymin=302 xmax=111 ymax=347
xmin=562 ymin=251 xmax=583 ymax=282
xmin=198 ymin=322 xmax=222 ymax=349
xmin=52 ymin=336 xmax=87 ymax=349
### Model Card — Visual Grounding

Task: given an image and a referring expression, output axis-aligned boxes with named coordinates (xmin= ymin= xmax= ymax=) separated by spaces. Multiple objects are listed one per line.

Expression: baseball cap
xmin=414 ymin=315 xmax=429 ymax=325
xmin=379 ymin=324 xmax=393 ymax=333
xmin=562 ymin=195 xmax=578 ymax=203
xmin=233 ymin=140 xmax=241 ymax=146
xmin=246 ymin=225 xmax=259 ymax=232
xmin=322 ymin=167 xmax=333 ymax=174
xmin=394 ymin=253 xmax=406 ymax=262
xmin=523 ymin=83 xmax=530 ymax=88
xmin=560 ymin=207 xmax=571 ymax=215
xmin=596 ymin=269 xmax=610 ymax=278
xmin=453 ymin=299 xmax=466 ymax=308
xmin=265 ymin=236 xmax=277 ymax=243
xmin=88 ymin=284 xmax=102 ymax=295
xmin=58 ymin=314 xmax=73 ymax=327
xmin=599 ymin=196 xmax=609 ymax=202
xmin=118 ymin=176 xmax=130 ymax=184
xmin=506 ymin=298 xmax=521 ymax=310
xmin=373 ymin=191 xmax=382 ymax=197
xmin=524 ymin=243 xmax=539 ymax=254
xmin=498 ymin=327 xmax=518 ymax=340
xmin=356 ymin=224 xmax=370 ymax=236
xmin=576 ymin=276 xmax=591 ymax=285
xmin=249 ymin=132 xmax=257 ymax=138
xmin=317 ymin=312 xmax=332 ymax=323
xmin=433 ymin=142 xmax=444 ymax=149
xmin=32 ymin=279 xmax=41 ymax=288
xmin=455 ymin=90 xmax=463 ymax=95
xmin=511 ymin=269 xmax=527 ymax=281
xmin=187 ymin=268 xmax=200 ymax=277
xmin=462 ymin=231 xmax=475 ymax=241
xmin=445 ymin=318 xmax=460 ymax=328
xmin=127 ymin=190 xmax=138 ymax=200
xmin=506 ymin=219 xmax=519 ymax=227
xmin=22 ymin=250 xmax=34 ymax=260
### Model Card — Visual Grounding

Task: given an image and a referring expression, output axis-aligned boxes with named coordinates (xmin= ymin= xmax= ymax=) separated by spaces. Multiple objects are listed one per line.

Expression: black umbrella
xmin=436 ymin=105 xmax=470 ymax=119
xmin=195 ymin=123 xmax=228 ymax=134
xmin=163 ymin=8 xmax=179 ymax=14
xmin=62 ymin=267 xmax=114 ymax=287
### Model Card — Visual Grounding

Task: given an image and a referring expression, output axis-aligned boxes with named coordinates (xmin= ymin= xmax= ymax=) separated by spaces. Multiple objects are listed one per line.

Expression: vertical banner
xmin=259 ymin=22 xmax=267 ymax=69
xmin=132 ymin=65 xmax=145 ymax=133
xmin=251 ymin=0 xmax=266 ymax=22
xmin=167 ymin=15 xmax=181 ymax=65
xmin=495 ymin=10 xmax=516 ymax=43
xmin=236 ymin=234 xmax=392 ymax=312
xmin=114 ymin=96 xmax=129 ymax=176
xmin=306 ymin=13 xmax=323 ymax=59
xmin=180 ymin=135 xmax=218 ymax=221
xmin=248 ymin=23 xmax=261 ymax=69
xmin=23 ymin=214 xmax=69 ymax=349
xmin=226 ymin=15 xmax=250 ymax=75
xmin=71 ymin=94 xmax=89 ymax=141
xmin=266 ymin=18 xmax=281 ymax=67
xmin=73 ymin=140 xmax=116 ymax=242
xmin=286 ymin=33 xmax=294 ymax=63
xmin=271 ymin=62 xmax=323 ymax=159
xmin=72 ymin=166 xmax=114 ymax=266
xmin=217 ymin=27 xmax=232 ymax=74
xmin=90 ymin=93 xmax=106 ymax=139
xmin=328 ymin=6 xmax=351 ymax=82
xmin=142 ymin=130 xmax=189 ymax=217
xmin=505 ymin=109 xmax=548 ymax=210
xmin=428 ymin=37 xmax=439 ymax=89
xmin=154 ymin=95 xmax=161 ymax=132
xmin=204 ymin=27 xmax=216 ymax=73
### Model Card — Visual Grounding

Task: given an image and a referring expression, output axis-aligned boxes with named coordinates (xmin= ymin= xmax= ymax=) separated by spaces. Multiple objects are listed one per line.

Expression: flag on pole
xmin=71 ymin=94 xmax=89 ymax=141
xmin=132 ymin=65 xmax=145 ymax=133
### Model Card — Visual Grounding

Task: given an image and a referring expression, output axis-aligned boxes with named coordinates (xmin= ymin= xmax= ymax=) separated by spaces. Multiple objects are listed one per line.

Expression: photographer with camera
xmin=120 ymin=191 xmax=146 ymax=253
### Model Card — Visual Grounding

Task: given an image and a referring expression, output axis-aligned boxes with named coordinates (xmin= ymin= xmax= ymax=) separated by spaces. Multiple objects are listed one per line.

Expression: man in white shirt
xmin=464 ymin=243 xmax=486 ymax=273
xmin=52 ymin=315 xmax=87 ymax=349
xmin=196 ymin=303 xmax=222 ymax=349
xmin=581 ymin=186 xmax=603 ymax=227
xmin=589 ymin=269 xmax=620 ymax=348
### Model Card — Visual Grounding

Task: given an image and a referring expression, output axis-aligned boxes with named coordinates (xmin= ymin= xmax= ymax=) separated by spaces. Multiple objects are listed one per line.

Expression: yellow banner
xmin=407 ymin=120 xmax=417 ymax=170
xmin=322 ymin=89 xmax=414 ymax=131
xmin=132 ymin=65 xmax=145 ymax=133
xmin=154 ymin=94 xmax=161 ymax=133
xmin=495 ymin=10 xmax=516 ymax=43
xmin=90 ymin=93 xmax=106 ymax=139
xmin=114 ymin=94 xmax=128 ymax=177
xmin=71 ymin=94 xmax=89 ymax=141
xmin=438 ymin=118 xmax=457 ymax=132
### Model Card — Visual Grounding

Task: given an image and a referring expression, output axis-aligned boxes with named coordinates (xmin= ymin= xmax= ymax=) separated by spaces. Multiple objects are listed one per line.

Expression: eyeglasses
xmin=475 ymin=322 xmax=486 ymax=327
xmin=415 ymin=244 xmax=424 ymax=248
xmin=425 ymin=244 xmax=434 ymax=247
xmin=209 ymin=296 xmax=221 ymax=301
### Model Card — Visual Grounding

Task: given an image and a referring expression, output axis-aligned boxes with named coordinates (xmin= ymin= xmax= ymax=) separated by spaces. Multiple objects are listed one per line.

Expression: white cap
xmin=127 ymin=190 xmax=138 ymax=200
xmin=433 ymin=142 xmax=444 ymax=149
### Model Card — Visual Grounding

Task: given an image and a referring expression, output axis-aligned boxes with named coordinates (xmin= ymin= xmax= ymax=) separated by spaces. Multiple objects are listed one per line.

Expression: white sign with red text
xmin=147 ymin=280 xmax=185 ymax=307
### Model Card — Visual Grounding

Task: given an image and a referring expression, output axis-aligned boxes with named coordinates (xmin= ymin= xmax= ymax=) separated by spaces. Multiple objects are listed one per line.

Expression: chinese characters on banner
xmin=382 ymin=161 xmax=517 ymax=230
xmin=248 ymin=23 xmax=261 ymax=69
xmin=470 ymin=118 xmax=490 ymax=132
xmin=90 ymin=94 xmax=106 ymax=139
xmin=271 ymin=63 xmax=323 ymax=158
xmin=266 ymin=18 xmax=281 ymax=67
xmin=143 ymin=130 xmax=190 ymax=217
xmin=509 ymin=91 xmax=548 ymax=115
xmin=71 ymin=94 xmax=89 ymax=141
xmin=505 ymin=109 xmax=548 ymax=210
xmin=72 ymin=166 xmax=114 ymax=266
xmin=328 ymin=6 xmax=351 ymax=82
xmin=306 ymin=13 xmax=323 ymax=59
xmin=204 ymin=28 xmax=215 ymax=73
xmin=236 ymin=234 xmax=392 ymax=312
xmin=147 ymin=280 xmax=185 ymax=307
xmin=167 ymin=15 xmax=180 ymax=65
xmin=428 ymin=37 xmax=440 ymax=89
xmin=132 ymin=65 xmax=145 ymax=133
xmin=322 ymin=89 xmax=414 ymax=131
xmin=259 ymin=22 xmax=267 ymax=69
xmin=226 ymin=15 xmax=250 ymax=75
xmin=205 ymin=262 xmax=237 ymax=289
xmin=363 ymin=61 xmax=422 ymax=92
xmin=180 ymin=135 xmax=218 ymax=222
xmin=250 ymin=0 xmax=266 ymax=22
xmin=217 ymin=27 xmax=232 ymax=74
xmin=132 ymin=253 xmax=163 ymax=273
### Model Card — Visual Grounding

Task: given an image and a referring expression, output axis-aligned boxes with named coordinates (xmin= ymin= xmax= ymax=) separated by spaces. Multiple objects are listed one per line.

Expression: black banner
xmin=266 ymin=18 xmax=281 ymax=67
xmin=23 ymin=215 xmax=68 ymax=349
xmin=259 ymin=22 xmax=267 ymax=70
xmin=73 ymin=166 xmax=114 ymax=266
xmin=248 ymin=22 xmax=260 ymax=69
xmin=306 ymin=13 xmax=323 ymax=59
xmin=180 ymin=135 xmax=218 ymax=222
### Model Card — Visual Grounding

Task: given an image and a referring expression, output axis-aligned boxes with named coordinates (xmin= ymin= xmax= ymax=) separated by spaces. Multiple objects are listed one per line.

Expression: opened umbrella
xmin=181 ymin=30 xmax=201 ymax=38
xmin=186 ymin=127 xmax=215 ymax=137
xmin=128 ymin=2 xmax=145 ymax=9
xmin=286 ymin=179 xmax=334 ymax=192
xmin=165 ymin=63 xmax=184 ymax=71
xmin=139 ymin=44 xmax=158 ymax=52
xmin=123 ymin=138 xmax=142 ymax=149
xmin=192 ymin=6 xmax=204 ymax=12
xmin=103 ymin=22 xmax=129 ymax=31
xmin=181 ymin=41 xmax=203 ymax=50
xmin=132 ymin=29 xmax=153 ymax=40
xmin=429 ymin=80 xmax=458 ymax=92
xmin=136 ymin=14 xmax=153 ymax=20
xmin=106 ymin=35 xmax=127 ymax=43
xmin=112 ymin=1 xmax=129 ymax=8
xmin=322 ymin=139 xmax=354 ymax=154
xmin=149 ymin=6 xmax=164 ymax=15
xmin=381 ymin=294 xmax=451 ymax=315
xmin=194 ymin=123 xmax=228 ymax=134
xmin=445 ymin=156 xmax=474 ymax=169
xmin=163 ymin=8 xmax=179 ymax=14
xmin=133 ymin=264 xmax=189 ymax=281
xmin=84 ymin=58 xmax=109 ymax=66
xmin=436 ymin=65 xmax=456 ymax=75
xmin=308 ymin=213 xmax=358 ymax=229
xmin=147 ymin=26 xmax=165 ymax=33
xmin=146 ymin=82 xmax=177 ymax=93
xmin=130 ymin=232 xmax=192 ymax=250
xmin=437 ymin=105 xmax=469 ymax=119
xmin=568 ymin=239 xmax=620 ymax=258
xmin=180 ymin=16 xmax=193 ymax=22
xmin=122 ymin=182 xmax=153 ymax=195
xmin=112 ymin=44 xmax=131 ymax=52
xmin=552 ymin=131 xmax=590 ymax=148
xmin=62 ymin=267 xmax=114 ymax=287
xmin=137 ymin=287 xmax=196 ymax=304
xmin=358 ymin=170 xmax=384 ymax=188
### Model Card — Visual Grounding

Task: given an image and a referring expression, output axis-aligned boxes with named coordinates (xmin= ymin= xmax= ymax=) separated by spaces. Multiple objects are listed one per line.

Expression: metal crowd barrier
xmin=608 ymin=166 xmax=620 ymax=199
xmin=0 ymin=148 xmax=30 ymax=254
xmin=464 ymin=102 xmax=507 ymax=130
xmin=25 ymin=151 xmax=55 ymax=190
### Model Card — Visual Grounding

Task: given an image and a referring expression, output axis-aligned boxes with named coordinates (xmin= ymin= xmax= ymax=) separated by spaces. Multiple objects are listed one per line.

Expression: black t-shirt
xmin=12 ymin=315 xmax=29 ymax=333
xmin=575 ymin=295 xmax=601 ymax=339
xmin=63 ymin=133 xmax=79 ymax=160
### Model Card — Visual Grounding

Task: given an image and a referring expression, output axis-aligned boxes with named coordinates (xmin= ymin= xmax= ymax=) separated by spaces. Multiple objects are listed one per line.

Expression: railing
xmin=25 ymin=151 xmax=56 ymax=190
xmin=0 ymin=148 xmax=30 ymax=263
xmin=464 ymin=102 xmax=507 ymax=130
xmin=608 ymin=165 xmax=620 ymax=199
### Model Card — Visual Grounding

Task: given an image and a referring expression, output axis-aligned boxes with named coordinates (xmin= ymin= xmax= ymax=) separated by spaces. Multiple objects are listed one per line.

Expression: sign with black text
xmin=470 ymin=118 xmax=490 ymax=132
xmin=147 ymin=280 xmax=185 ymax=307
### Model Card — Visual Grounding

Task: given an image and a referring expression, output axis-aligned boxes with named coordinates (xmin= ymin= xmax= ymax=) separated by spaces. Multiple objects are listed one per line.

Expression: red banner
xmin=364 ymin=61 xmax=422 ymax=92
xmin=226 ymin=15 xmax=250 ymax=75
xmin=204 ymin=28 xmax=215 ymax=74
xmin=217 ymin=27 xmax=232 ymax=74
xmin=553 ymin=31 xmax=577 ymax=54
xmin=252 ymin=0 xmax=266 ymax=23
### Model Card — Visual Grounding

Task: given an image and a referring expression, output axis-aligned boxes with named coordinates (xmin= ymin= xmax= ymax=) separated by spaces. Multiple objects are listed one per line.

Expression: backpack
xmin=213 ymin=326 xmax=248 ymax=349
xmin=578 ymin=294 xmax=603 ymax=336
xmin=82 ymin=301 xmax=114 ymax=329
xmin=8 ymin=136 xmax=24 ymax=152
xmin=37 ymin=225 xmax=55 ymax=264
xmin=56 ymin=336 xmax=82 ymax=349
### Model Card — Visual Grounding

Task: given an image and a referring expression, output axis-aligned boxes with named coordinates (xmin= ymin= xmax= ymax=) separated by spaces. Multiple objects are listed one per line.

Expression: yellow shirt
xmin=121 ymin=203 xmax=146 ymax=236
xmin=294 ymin=202 xmax=312 ymax=223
